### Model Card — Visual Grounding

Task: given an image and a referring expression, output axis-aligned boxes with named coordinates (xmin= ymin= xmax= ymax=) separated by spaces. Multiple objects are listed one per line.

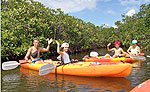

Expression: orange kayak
xmin=20 ymin=67 xmax=132 ymax=91
xmin=19 ymin=60 xmax=132 ymax=77
xmin=130 ymin=79 xmax=150 ymax=92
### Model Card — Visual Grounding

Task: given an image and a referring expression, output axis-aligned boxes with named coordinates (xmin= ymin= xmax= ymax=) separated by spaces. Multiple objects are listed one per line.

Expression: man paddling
xmin=24 ymin=38 xmax=53 ymax=64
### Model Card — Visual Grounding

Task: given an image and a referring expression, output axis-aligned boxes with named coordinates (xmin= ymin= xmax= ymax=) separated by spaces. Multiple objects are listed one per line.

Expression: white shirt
xmin=57 ymin=52 xmax=71 ymax=64
xmin=131 ymin=46 xmax=139 ymax=55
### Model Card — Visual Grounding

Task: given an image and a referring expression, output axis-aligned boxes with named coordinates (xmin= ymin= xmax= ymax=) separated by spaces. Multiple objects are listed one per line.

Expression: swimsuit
xmin=32 ymin=58 xmax=43 ymax=63
xmin=31 ymin=48 xmax=42 ymax=63
xmin=31 ymin=49 xmax=38 ymax=58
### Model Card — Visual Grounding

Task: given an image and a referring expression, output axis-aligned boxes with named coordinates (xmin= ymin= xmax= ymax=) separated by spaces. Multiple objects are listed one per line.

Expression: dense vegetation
xmin=1 ymin=0 xmax=150 ymax=61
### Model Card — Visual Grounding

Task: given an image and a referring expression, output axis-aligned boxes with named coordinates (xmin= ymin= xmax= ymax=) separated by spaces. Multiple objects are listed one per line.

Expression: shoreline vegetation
xmin=1 ymin=0 xmax=150 ymax=61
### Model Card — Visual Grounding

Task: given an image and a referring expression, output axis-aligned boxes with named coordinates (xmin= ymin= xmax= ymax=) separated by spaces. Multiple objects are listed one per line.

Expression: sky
xmin=34 ymin=0 xmax=150 ymax=27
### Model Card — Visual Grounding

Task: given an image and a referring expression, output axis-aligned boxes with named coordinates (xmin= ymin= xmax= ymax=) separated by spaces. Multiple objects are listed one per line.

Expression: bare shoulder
xmin=59 ymin=51 xmax=64 ymax=56
xmin=28 ymin=47 xmax=33 ymax=51
xmin=119 ymin=47 xmax=124 ymax=51
xmin=119 ymin=47 xmax=123 ymax=50
xmin=111 ymin=48 xmax=116 ymax=50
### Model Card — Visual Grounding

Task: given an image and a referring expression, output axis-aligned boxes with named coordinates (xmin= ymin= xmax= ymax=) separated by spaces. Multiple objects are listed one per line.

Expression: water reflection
xmin=2 ymin=69 xmax=21 ymax=92
xmin=127 ymin=60 xmax=150 ymax=88
xmin=2 ymin=49 xmax=150 ymax=92
xmin=19 ymin=67 xmax=132 ymax=92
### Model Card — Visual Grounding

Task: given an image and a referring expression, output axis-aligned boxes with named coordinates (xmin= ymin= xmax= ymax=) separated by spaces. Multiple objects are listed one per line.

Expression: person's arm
xmin=120 ymin=48 xmax=128 ymax=56
xmin=40 ymin=38 xmax=53 ymax=52
xmin=107 ymin=43 xmax=113 ymax=52
xmin=120 ymin=48 xmax=125 ymax=53
xmin=127 ymin=46 xmax=132 ymax=55
xmin=56 ymin=40 xmax=64 ymax=56
xmin=137 ymin=46 xmax=141 ymax=55
xmin=24 ymin=48 xmax=32 ymax=61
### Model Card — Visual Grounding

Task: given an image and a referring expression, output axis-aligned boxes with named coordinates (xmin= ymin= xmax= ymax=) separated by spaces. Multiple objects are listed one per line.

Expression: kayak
xmin=20 ymin=67 xmax=132 ymax=91
xmin=84 ymin=57 xmax=135 ymax=63
xmin=85 ymin=53 xmax=146 ymax=63
xmin=130 ymin=79 xmax=150 ymax=92
xmin=19 ymin=60 xmax=132 ymax=77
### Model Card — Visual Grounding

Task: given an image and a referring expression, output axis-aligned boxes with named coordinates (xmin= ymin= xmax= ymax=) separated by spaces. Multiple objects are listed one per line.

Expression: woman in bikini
xmin=24 ymin=38 xmax=53 ymax=64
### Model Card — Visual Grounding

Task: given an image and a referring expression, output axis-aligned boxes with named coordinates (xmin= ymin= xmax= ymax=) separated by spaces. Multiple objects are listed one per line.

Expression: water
xmin=2 ymin=49 xmax=150 ymax=92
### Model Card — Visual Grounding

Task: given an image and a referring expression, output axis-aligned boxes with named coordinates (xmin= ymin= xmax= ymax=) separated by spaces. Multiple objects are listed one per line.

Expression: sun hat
xmin=114 ymin=41 xmax=120 ymax=46
xmin=61 ymin=42 xmax=69 ymax=47
xmin=131 ymin=40 xmax=137 ymax=44
xmin=90 ymin=51 xmax=99 ymax=57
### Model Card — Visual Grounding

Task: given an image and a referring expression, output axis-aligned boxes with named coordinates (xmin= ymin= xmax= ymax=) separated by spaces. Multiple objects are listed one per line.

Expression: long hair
xmin=60 ymin=47 xmax=71 ymax=55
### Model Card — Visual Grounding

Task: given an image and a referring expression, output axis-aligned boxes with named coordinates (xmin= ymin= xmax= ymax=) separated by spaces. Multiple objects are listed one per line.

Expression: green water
xmin=2 ymin=49 xmax=150 ymax=92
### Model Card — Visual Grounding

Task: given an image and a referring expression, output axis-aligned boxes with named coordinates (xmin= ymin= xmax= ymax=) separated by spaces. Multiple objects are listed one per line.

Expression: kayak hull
xmin=20 ymin=67 xmax=132 ymax=91
xmin=19 ymin=60 xmax=132 ymax=77
xmin=130 ymin=79 xmax=150 ymax=92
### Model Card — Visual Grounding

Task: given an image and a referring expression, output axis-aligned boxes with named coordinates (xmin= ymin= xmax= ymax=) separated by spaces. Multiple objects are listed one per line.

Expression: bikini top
xmin=31 ymin=48 xmax=38 ymax=58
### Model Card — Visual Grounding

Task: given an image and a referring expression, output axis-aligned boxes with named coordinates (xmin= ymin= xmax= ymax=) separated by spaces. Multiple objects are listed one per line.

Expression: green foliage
xmin=1 ymin=0 xmax=150 ymax=61
xmin=98 ymin=3 xmax=150 ymax=50
xmin=1 ymin=0 xmax=101 ymax=60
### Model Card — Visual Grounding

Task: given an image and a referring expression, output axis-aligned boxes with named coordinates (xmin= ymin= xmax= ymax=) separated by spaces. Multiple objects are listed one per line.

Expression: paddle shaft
xmin=55 ymin=62 xmax=72 ymax=75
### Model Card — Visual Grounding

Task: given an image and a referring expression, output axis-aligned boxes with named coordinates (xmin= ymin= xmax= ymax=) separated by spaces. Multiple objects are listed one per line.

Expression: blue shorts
xmin=32 ymin=58 xmax=43 ymax=63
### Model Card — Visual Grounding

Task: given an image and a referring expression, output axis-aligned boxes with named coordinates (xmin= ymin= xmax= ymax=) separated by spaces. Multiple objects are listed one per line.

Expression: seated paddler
xmin=56 ymin=40 xmax=73 ymax=65
xmin=24 ymin=38 xmax=53 ymax=64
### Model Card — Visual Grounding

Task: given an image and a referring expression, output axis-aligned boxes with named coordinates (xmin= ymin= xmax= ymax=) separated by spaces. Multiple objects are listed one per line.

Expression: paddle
xmin=39 ymin=64 xmax=56 ymax=76
xmin=147 ymin=55 xmax=150 ymax=58
xmin=38 ymin=63 xmax=66 ymax=76
xmin=131 ymin=56 xmax=146 ymax=61
xmin=2 ymin=60 xmax=56 ymax=76
xmin=39 ymin=61 xmax=79 ymax=76
xmin=93 ymin=51 xmax=148 ymax=61
xmin=2 ymin=61 xmax=28 ymax=70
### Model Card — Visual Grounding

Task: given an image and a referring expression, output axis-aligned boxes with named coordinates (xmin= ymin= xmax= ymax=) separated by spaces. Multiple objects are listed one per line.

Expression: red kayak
xmin=130 ymin=79 xmax=150 ymax=92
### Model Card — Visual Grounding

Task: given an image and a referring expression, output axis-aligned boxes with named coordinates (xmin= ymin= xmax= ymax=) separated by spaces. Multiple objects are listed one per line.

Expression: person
xmin=105 ymin=41 xmax=127 ymax=58
xmin=127 ymin=40 xmax=141 ymax=56
xmin=24 ymin=38 xmax=53 ymax=64
xmin=82 ymin=51 xmax=98 ymax=61
xmin=90 ymin=51 xmax=99 ymax=57
xmin=56 ymin=41 xmax=72 ymax=64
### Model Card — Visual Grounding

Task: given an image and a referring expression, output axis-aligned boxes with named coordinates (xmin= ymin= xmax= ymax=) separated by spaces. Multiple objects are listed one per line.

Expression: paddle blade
xmin=147 ymin=55 xmax=150 ymax=58
xmin=2 ymin=61 xmax=20 ymax=70
xmin=39 ymin=64 xmax=56 ymax=76
xmin=132 ymin=56 xmax=146 ymax=61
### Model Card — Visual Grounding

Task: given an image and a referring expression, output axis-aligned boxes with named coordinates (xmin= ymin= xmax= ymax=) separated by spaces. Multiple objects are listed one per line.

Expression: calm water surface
xmin=2 ymin=49 xmax=150 ymax=92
